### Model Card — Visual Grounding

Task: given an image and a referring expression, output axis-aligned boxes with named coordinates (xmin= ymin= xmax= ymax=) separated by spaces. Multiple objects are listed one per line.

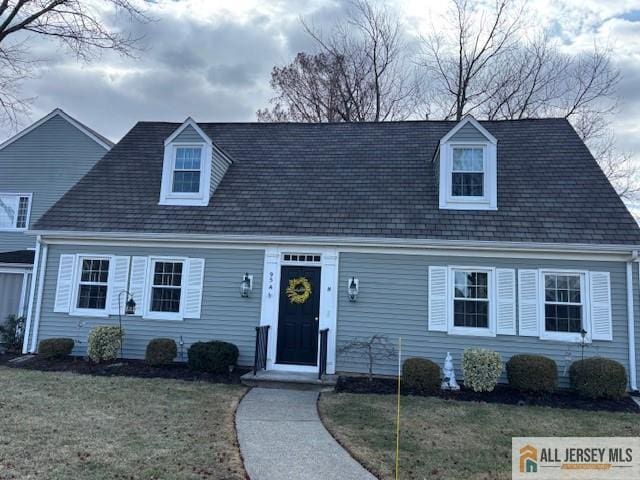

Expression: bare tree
xmin=338 ymin=334 xmax=396 ymax=382
xmin=258 ymin=0 xmax=421 ymax=122
xmin=0 ymin=0 xmax=148 ymax=129
xmin=421 ymin=0 xmax=637 ymax=200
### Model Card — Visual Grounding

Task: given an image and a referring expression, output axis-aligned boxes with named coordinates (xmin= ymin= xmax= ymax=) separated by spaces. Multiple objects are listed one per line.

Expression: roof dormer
xmin=159 ymin=118 xmax=231 ymax=206
xmin=438 ymin=116 xmax=497 ymax=211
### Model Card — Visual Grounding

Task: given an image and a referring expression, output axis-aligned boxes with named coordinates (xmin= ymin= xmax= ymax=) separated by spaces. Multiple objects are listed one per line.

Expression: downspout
xmin=21 ymin=237 xmax=41 ymax=354
xmin=28 ymin=241 xmax=48 ymax=353
xmin=627 ymin=250 xmax=638 ymax=391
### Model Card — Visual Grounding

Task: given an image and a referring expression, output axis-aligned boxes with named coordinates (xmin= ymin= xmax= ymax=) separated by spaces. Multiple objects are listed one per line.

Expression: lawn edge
xmin=233 ymin=386 xmax=252 ymax=480
xmin=316 ymin=391 xmax=383 ymax=480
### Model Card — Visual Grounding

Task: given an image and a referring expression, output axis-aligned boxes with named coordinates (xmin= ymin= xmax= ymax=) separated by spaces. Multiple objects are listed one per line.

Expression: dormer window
xmin=159 ymin=118 xmax=213 ymax=206
xmin=172 ymin=146 xmax=203 ymax=193
xmin=451 ymin=146 xmax=485 ymax=198
xmin=438 ymin=116 xmax=497 ymax=211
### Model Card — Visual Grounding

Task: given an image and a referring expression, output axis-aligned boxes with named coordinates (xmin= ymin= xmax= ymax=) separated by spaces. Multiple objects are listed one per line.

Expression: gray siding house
xmin=22 ymin=116 xmax=640 ymax=390
xmin=0 ymin=109 xmax=111 ymax=326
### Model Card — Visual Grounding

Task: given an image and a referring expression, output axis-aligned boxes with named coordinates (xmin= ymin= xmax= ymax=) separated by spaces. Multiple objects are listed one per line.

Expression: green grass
xmin=319 ymin=392 xmax=640 ymax=480
xmin=0 ymin=367 xmax=247 ymax=479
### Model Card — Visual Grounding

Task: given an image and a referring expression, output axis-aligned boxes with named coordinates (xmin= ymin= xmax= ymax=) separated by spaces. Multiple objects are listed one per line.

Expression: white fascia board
xmin=439 ymin=115 xmax=497 ymax=145
xmin=25 ymin=229 xmax=640 ymax=257
xmin=164 ymin=117 xmax=212 ymax=146
xmin=0 ymin=108 xmax=113 ymax=151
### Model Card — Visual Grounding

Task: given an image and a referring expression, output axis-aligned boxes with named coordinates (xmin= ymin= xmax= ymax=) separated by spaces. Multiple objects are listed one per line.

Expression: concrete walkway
xmin=236 ymin=388 xmax=377 ymax=480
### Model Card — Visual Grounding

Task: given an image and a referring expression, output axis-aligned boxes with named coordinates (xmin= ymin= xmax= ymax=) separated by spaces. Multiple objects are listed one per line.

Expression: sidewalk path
xmin=235 ymin=388 xmax=377 ymax=480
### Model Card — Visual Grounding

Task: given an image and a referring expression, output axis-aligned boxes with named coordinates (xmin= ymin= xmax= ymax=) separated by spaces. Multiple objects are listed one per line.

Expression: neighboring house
xmin=21 ymin=116 xmax=640 ymax=390
xmin=0 ymin=109 xmax=112 ymax=328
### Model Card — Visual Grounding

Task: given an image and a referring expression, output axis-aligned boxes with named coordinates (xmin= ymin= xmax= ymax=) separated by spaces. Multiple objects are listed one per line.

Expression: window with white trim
xmin=451 ymin=147 xmax=484 ymax=197
xmin=448 ymin=267 xmax=495 ymax=336
xmin=542 ymin=272 xmax=585 ymax=338
xmin=172 ymin=146 xmax=202 ymax=193
xmin=75 ymin=258 xmax=110 ymax=311
xmin=0 ymin=193 xmax=31 ymax=230
xmin=149 ymin=260 xmax=184 ymax=315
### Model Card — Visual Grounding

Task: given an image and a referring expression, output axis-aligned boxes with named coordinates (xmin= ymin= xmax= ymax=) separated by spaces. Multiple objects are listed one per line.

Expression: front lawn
xmin=0 ymin=367 xmax=247 ymax=479
xmin=319 ymin=392 xmax=640 ymax=480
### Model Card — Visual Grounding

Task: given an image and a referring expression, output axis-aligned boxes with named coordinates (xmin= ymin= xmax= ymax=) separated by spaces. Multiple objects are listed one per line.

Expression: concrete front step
xmin=241 ymin=370 xmax=337 ymax=391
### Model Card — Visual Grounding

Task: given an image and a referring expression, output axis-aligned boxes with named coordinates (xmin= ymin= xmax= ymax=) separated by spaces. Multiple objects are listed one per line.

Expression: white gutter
xmin=21 ymin=237 xmax=41 ymax=354
xmin=25 ymin=229 xmax=640 ymax=255
xmin=28 ymin=242 xmax=48 ymax=353
xmin=627 ymin=250 xmax=638 ymax=391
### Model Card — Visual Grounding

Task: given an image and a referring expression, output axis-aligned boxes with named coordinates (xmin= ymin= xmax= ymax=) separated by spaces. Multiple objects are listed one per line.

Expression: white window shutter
xmin=590 ymin=271 xmax=612 ymax=341
xmin=428 ymin=266 xmax=447 ymax=332
xmin=184 ymin=258 xmax=205 ymax=319
xmin=496 ymin=268 xmax=516 ymax=335
xmin=518 ymin=269 xmax=539 ymax=336
xmin=108 ymin=256 xmax=131 ymax=315
xmin=129 ymin=256 xmax=148 ymax=316
xmin=54 ymin=254 xmax=76 ymax=313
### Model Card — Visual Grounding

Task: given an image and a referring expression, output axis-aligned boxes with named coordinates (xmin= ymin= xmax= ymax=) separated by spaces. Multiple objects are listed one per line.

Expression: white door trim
xmin=259 ymin=246 xmax=338 ymax=374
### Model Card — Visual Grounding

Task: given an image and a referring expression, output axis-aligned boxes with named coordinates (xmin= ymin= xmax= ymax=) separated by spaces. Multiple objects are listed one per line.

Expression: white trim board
xmin=0 ymin=108 xmax=113 ymax=151
xmin=259 ymin=246 xmax=338 ymax=374
xmin=30 ymin=236 xmax=637 ymax=262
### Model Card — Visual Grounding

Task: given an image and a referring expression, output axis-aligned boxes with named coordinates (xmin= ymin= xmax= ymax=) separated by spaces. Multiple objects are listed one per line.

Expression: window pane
xmin=453 ymin=299 xmax=488 ymax=328
xmin=77 ymin=284 xmax=107 ymax=309
xmin=454 ymin=271 xmax=488 ymax=299
xmin=0 ymin=194 xmax=18 ymax=229
xmin=173 ymin=171 xmax=201 ymax=193
xmin=544 ymin=303 xmax=582 ymax=333
xmin=452 ymin=172 xmax=484 ymax=197
xmin=452 ymin=148 xmax=483 ymax=171
xmin=175 ymin=147 xmax=202 ymax=170
xmin=153 ymin=262 xmax=183 ymax=287
xmin=151 ymin=287 xmax=181 ymax=313
xmin=16 ymin=196 xmax=29 ymax=228
xmin=81 ymin=259 xmax=109 ymax=283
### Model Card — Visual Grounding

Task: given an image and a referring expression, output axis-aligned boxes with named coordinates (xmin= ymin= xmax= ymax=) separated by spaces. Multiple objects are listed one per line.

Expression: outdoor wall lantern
xmin=348 ymin=277 xmax=359 ymax=302
xmin=241 ymin=273 xmax=253 ymax=298
xmin=118 ymin=291 xmax=136 ymax=359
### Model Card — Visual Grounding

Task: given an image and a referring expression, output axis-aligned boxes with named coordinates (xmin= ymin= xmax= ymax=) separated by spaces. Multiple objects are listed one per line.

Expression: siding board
xmin=337 ymin=252 xmax=630 ymax=386
xmin=0 ymin=115 xmax=108 ymax=252
xmin=35 ymin=244 xmax=264 ymax=366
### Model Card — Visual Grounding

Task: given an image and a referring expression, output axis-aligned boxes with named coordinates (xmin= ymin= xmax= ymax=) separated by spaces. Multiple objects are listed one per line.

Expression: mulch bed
xmin=335 ymin=375 xmax=640 ymax=413
xmin=0 ymin=354 xmax=250 ymax=384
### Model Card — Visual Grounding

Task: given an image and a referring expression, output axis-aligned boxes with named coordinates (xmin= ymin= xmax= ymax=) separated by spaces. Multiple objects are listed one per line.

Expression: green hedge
xmin=87 ymin=326 xmax=123 ymax=363
xmin=569 ymin=357 xmax=627 ymax=400
xmin=188 ymin=341 xmax=239 ymax=374
xmin=506 ymin=355 xmax=558 ymax=393
xmin=38 ymin=338 xmax=75 ymax=359
xmin=402 ymin=357 xmax=441 ymax=395
xmin=462 ymin=348 xmax=502 ymax=392
xmin=145 ymin=338 xmax=177 ymax=366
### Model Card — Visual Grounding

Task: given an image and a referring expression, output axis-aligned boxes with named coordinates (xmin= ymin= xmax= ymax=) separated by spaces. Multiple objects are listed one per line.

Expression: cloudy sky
xmin=3 ymin=0 xmax=640 ymax=158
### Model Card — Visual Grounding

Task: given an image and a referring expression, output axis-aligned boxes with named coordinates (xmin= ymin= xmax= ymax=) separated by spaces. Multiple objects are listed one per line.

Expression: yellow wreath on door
xmin=286 ymin=276 xmax=312 ymax=304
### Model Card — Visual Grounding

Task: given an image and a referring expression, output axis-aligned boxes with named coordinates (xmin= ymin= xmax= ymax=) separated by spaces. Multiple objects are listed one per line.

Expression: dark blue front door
xmin=276 ymin=266 xmax=321 ymax=365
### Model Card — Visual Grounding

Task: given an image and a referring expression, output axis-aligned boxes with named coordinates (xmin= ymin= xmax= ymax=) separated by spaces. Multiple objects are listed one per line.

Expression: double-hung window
xmin=542 ymin=272 xmax=585 ymax=341
xmin=73 ymin=257 xmax=110 ymax=315
xmin=0 ymin=193 xmax=31 ymax=230
xmin=172 ymin=146 xmax=202 ymax=193
xmin=148 ymin=259 xmax=184 ymax=319
xmin=449 ymin=268 xmax=494 ymax=336
xmin=451 ymin=147 xmax=484 ymax=198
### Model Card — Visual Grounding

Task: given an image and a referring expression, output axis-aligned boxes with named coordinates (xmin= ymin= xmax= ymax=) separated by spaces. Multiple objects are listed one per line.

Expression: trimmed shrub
xmin=402 ymin=357 xmax=441 ymax=395
xmin=506 ymin=354 xmax=558 ymax=394
xmin=0 ymin=315 xmax=25 ymax=351
xmin=38 ymin=338 xmax=75 ymax=359
xmin=462 ymin=348 xmax=502 ymax=392
xmin=87 ymin=326 xmax=123 ymax=363
xmin=146 ymin=338 xmax=177 ymax=366
xmin=569 ymin=357 xmax=627 ymax=400
xmin=188 ymin=341 xmax=239 ymax=374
